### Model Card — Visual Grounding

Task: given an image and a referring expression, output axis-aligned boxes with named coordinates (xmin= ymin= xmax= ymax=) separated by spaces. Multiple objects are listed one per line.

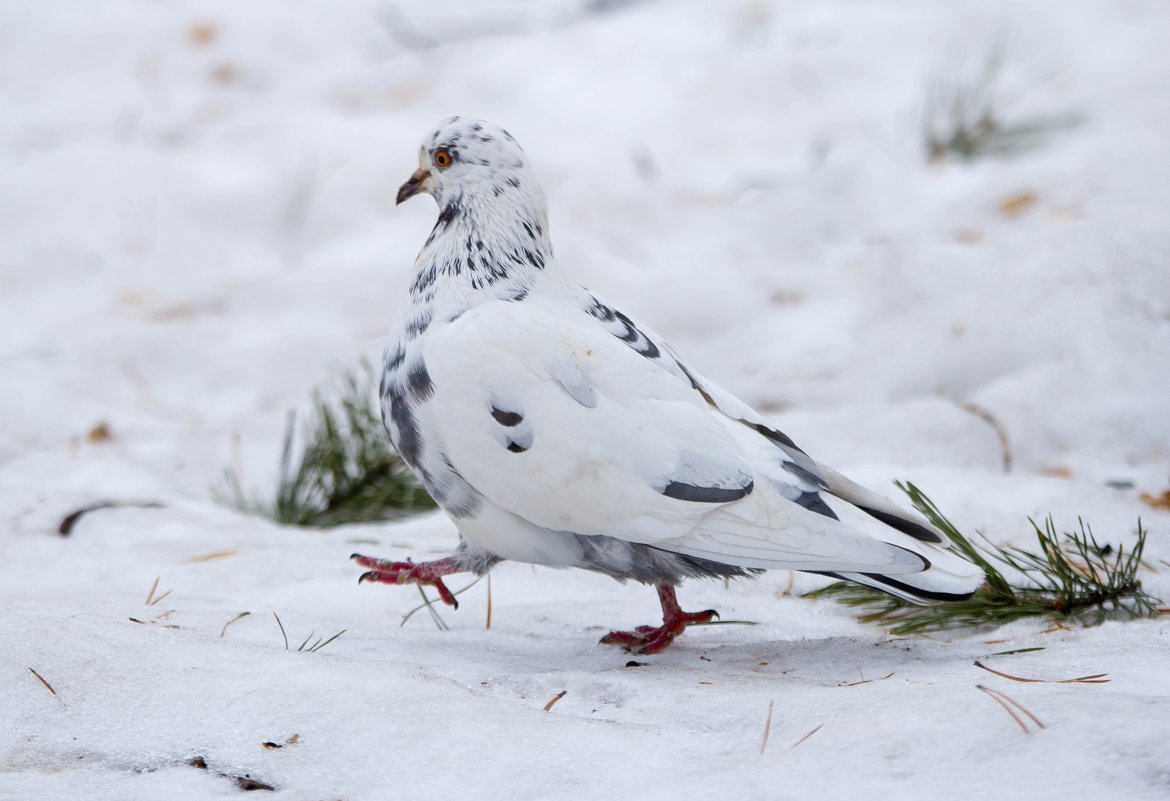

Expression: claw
xmin=600 ymin=585 xmax=718 ymax=654
xmin=350 ymin=555 xmax=466 ymax=610
xmin=432 ymin=577 xmax=459 ymax=608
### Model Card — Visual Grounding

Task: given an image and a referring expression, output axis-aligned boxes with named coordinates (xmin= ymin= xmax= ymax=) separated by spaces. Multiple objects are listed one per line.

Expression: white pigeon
xmin=353 ymin=116 xmax=984 ymax=653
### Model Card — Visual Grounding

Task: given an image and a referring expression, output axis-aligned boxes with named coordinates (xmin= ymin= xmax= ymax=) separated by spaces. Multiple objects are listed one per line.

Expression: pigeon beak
xmin=396 ymin=168 xmax=429 ymax=205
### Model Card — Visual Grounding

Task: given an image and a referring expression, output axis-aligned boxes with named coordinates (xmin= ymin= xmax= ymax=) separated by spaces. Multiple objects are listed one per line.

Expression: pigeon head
xmin=397 ymin=117 xmax=543 ymax=213
xmin=397 ymin=118 xmax=557 ymax=298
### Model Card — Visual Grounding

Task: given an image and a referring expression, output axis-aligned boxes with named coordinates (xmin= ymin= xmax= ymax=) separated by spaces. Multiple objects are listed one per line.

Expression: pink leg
xmin=351 ymin=554 xmax=466 ymax=608
xmin=599 ymin=585 xmax=718 ymax=654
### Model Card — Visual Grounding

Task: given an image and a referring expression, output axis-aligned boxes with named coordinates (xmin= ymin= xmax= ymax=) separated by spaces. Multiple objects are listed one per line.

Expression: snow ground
xmin=2 ymin=1 xmax=1170 ymax=799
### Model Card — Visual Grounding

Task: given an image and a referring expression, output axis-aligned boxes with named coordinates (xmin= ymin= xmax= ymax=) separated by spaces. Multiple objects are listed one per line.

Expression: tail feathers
xmin=828 ymin=544 xmax=984 ymax=604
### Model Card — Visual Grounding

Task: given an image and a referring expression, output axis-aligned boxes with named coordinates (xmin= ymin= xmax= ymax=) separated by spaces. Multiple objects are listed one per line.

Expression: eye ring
xmin=433 ymin=149 xmax=453 ymax=169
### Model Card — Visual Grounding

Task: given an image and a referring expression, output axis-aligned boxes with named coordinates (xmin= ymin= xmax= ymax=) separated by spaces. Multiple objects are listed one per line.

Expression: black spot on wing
xmin=857 ymin=506 xmax=943 ymax=544
xmin=751 ymin=422 xmax=805 ymax=454
xmin=586 ymin=297 xmax=661 ymax=359
xmin=781 ymin=460 xmax=828 ymax=489
xmin=491 ymin=406 xmax=523 ymax=427
xmin=506 ymin=441 xmax=527 ymax=453
xmin=662 ymin=480 xmax=753 ymax=504
xmin=793 ymin=490 xmax=839 ymax=520
xmin=613 ymin=310 xmax=659 ymax=357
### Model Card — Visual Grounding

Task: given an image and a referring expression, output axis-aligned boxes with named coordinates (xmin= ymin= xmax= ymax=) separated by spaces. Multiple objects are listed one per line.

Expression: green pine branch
xmin=217 ymin=363 xmax=435 ymax=527
xmin=804 ymin=481 xmax=1161 ymax=635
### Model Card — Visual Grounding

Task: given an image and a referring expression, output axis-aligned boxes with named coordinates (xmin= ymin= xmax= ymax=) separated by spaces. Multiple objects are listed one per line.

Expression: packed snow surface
xmin=2 ymin=1 xmax=1169 ymax=799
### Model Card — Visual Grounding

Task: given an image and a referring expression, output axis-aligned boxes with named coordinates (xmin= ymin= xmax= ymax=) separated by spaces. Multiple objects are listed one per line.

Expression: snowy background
xmin=3 ymin=1 xmax=1170 ymax=799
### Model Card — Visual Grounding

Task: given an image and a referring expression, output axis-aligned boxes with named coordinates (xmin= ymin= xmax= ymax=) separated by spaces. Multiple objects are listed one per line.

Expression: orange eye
xmin=433 ymin=149 xmax=453 ymax=169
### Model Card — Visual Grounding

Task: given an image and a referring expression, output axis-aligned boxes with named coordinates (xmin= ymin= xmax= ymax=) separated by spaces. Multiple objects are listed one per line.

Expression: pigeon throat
xmin=408 ymin=189 xmax=557 ymax=299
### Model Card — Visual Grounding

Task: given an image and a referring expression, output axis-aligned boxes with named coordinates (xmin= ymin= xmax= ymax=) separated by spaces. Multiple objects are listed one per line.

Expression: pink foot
xmin=351 ymin=554 xmax=464 ymax=608
xmin=600 ymin=585 xmax=718 ymax=654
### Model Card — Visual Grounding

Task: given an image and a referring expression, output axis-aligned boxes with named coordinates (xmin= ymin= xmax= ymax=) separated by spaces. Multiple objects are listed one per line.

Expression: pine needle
xmin=973 ymin=660 xmax=1109 ymax=684
xmin=977 ymin=684 xmax=1045 ymax=733
xmin=28 ymin=667 xmax=57 ymax=697
xmin=760 ymin=700 xmax=774 ymax=755
xmin=804 ymin=482 xmax=1161 ymax=634
xmin=216 ymin=362 xmax=435 ymax=528
xmin=144 ymin=577 xmax=159 ymax=606
xmin=486 ymin=573 xmax=493 ymax=630
xmin=788 ymin=723 xmax=823 ymax=750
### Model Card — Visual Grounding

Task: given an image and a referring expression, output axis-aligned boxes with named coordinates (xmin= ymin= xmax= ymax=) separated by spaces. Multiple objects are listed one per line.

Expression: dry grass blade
xmin=788 ymin=723 xmax=823 ymax=750
xmin=974 ymin=660 xmax=1109 ymax=684
xmin=543 ymin=690 xmax=567 ymax=712
xmin=220 ymin=612 xmax=250 ymax=638
xmin=954 ymin=400 xmax=1012 ymax=473
xmin=760 ymin=700 xmax=774 ymax=755
xmin=400 ymin=576 xmax=485 ymax=629
xmin=273 ymin=612 xmax=289 ymax=650
xmin=144 ymin=577 xmax=160 ymax=606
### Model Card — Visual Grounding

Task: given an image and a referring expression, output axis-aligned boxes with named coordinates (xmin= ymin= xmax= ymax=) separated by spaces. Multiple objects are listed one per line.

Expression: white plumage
xmin=355 ymin=117 xmax=983 ymax=653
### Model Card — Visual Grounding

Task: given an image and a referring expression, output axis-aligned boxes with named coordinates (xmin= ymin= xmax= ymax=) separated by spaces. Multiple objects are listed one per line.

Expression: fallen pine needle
xmin=486 ymin=573 xmax=493 ymax=631
xmin=842 ymin=671 xmax=895 ymax=687
xmin=986 ymin=647 xmax=1046 ymax=657
xmin=58 ymin=500 xmax=163 ymax=536
xmin=184 ymin=550 xmax=240 ymax=563
xmin=789 ymin=724 xmax=823 ymax=750
xmin=28 ymin=667 xmax=58 ymax=697
xmin=147 ymin=589 xmax=172 ymax=607
xmin=144 ymin=576 xmax=160 ymax=606
xmin=977 ymin=684 xmax=1045 ymax=733
xmin=543 ymin=690 xmax=567 ymax=712
xmin=974 ymin=660 xmax=1109 ymax=684
xmin=220 ymin=612 xmax=251 ymax=638
xmin=760 ymin=700 xmax=774 ymax=755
